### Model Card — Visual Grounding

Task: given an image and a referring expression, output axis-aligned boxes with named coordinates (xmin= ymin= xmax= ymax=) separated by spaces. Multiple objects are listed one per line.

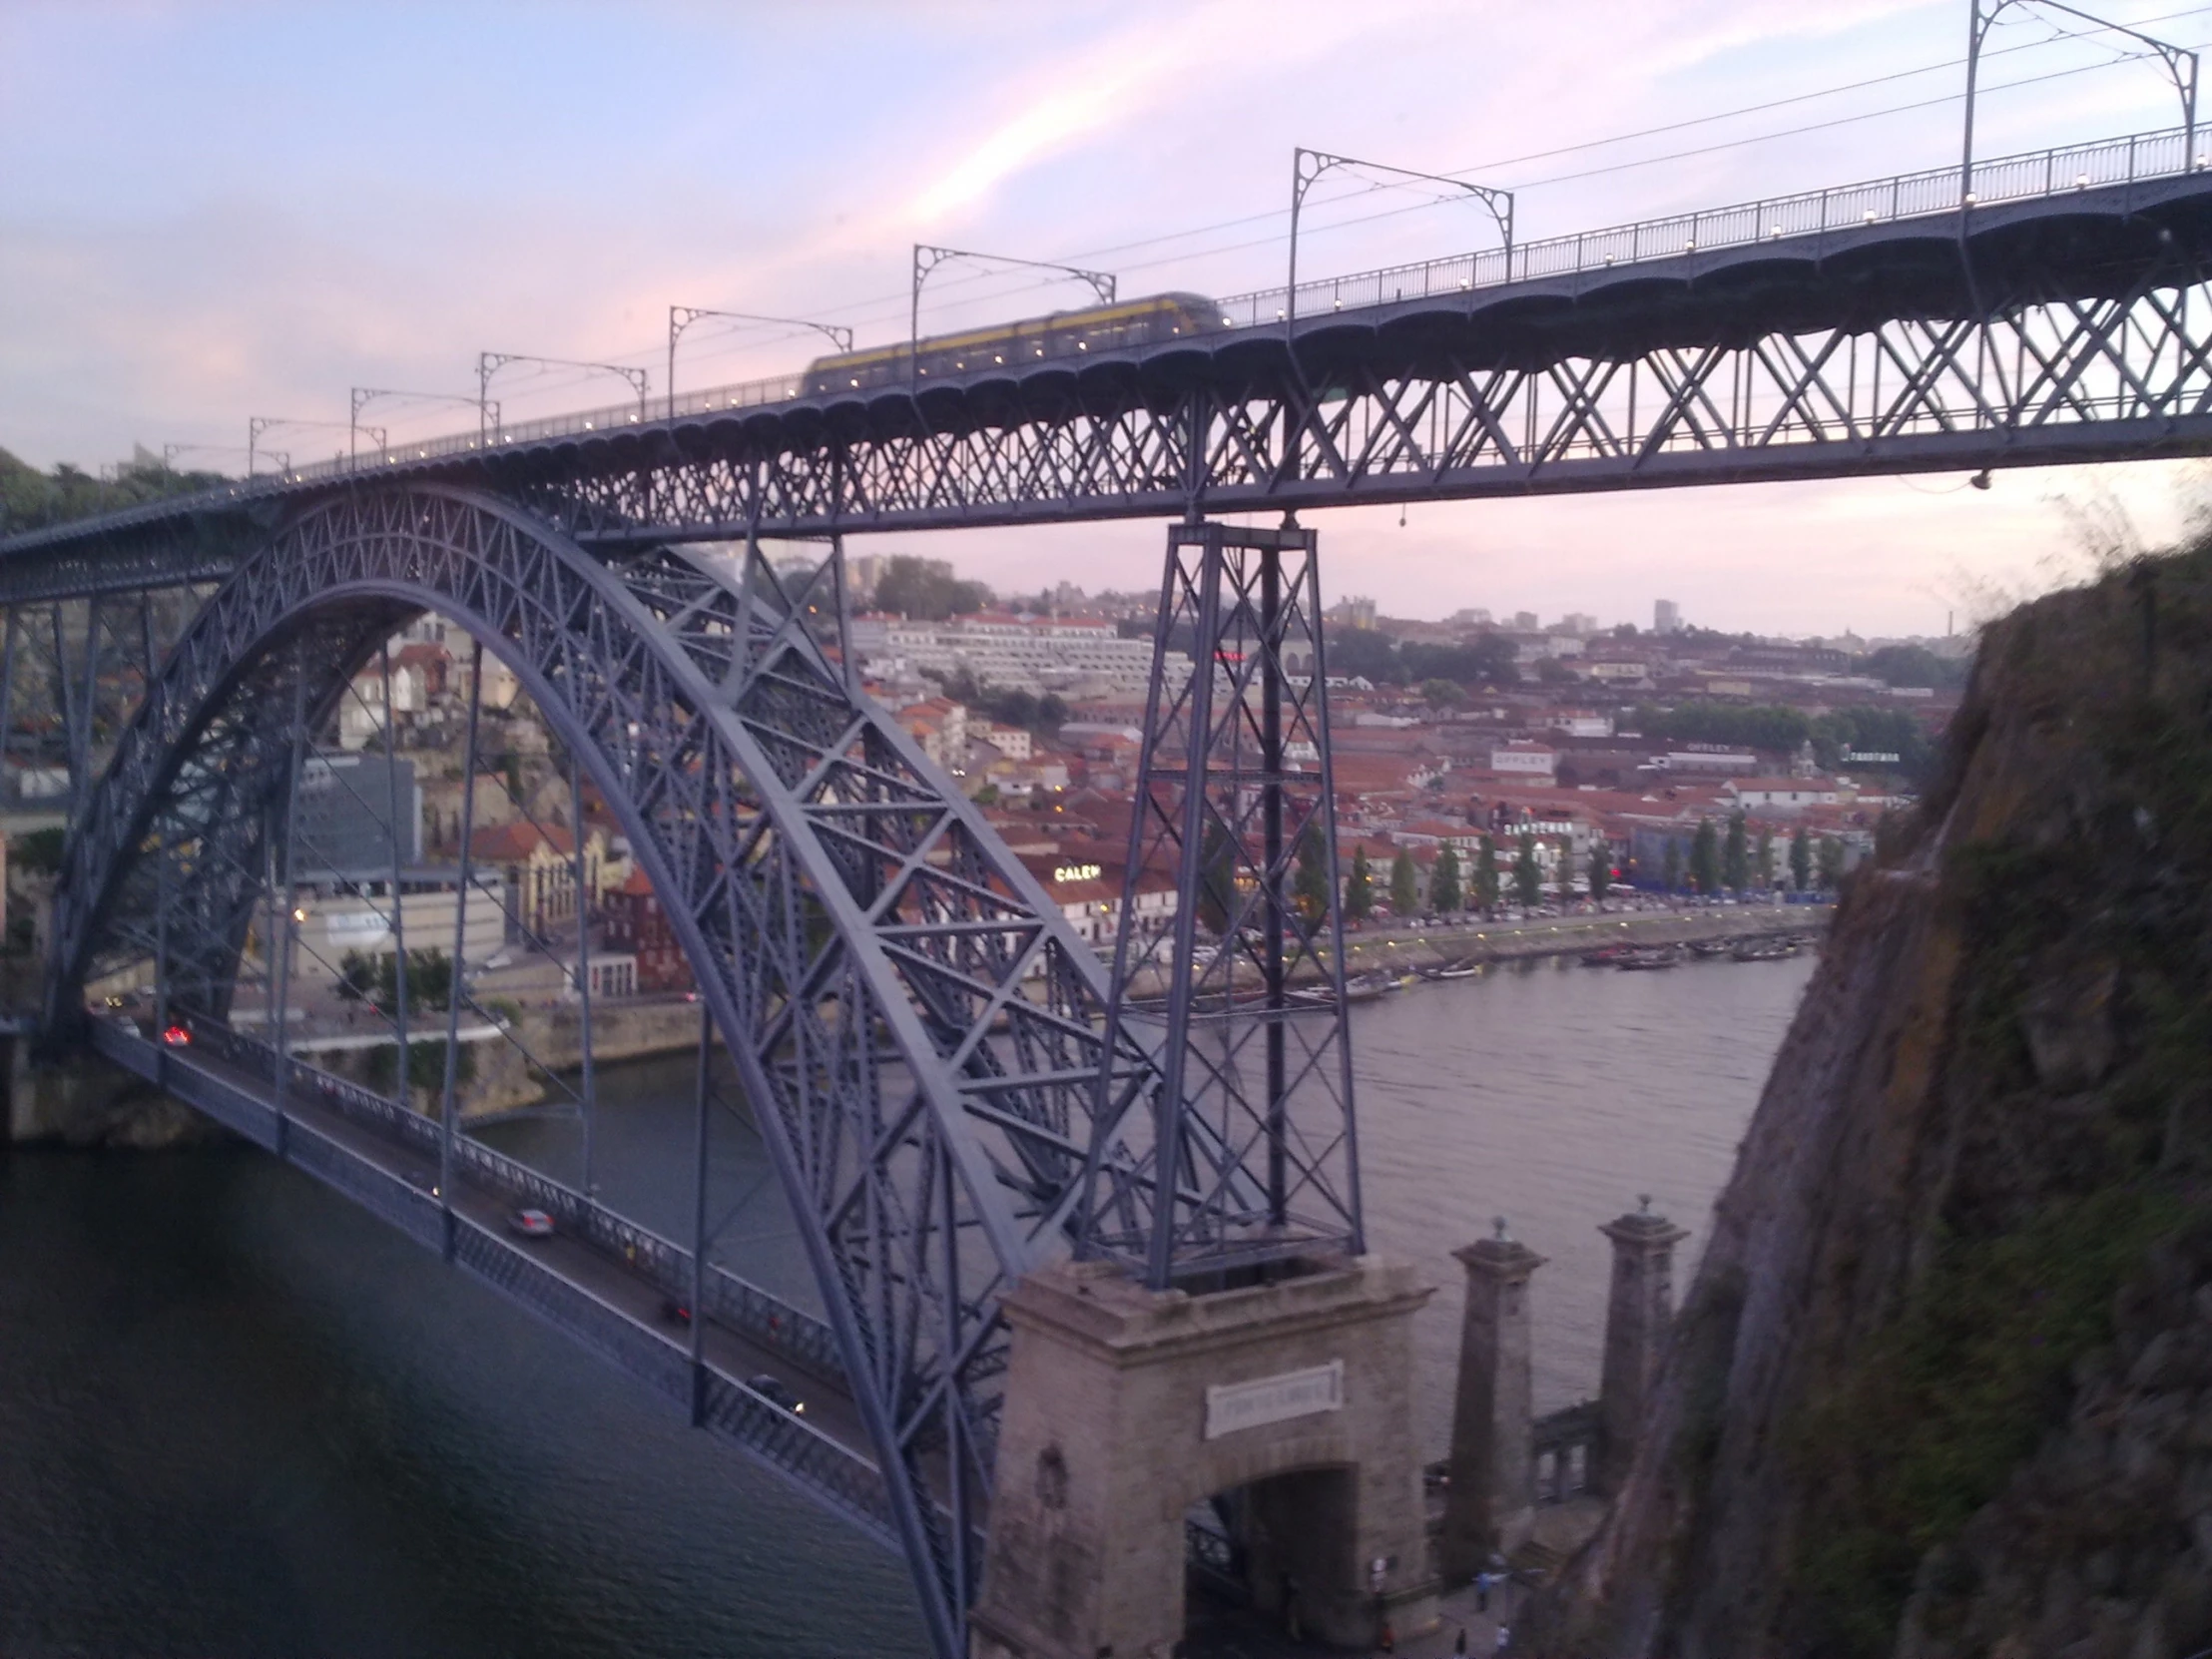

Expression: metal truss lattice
xmin=517 ymin=267 xmax=2212 ymax=540
xmin=1083 ymin=519 xmax=1362 ymax=1287
xmin=38 ymin=485 xmax=1241 ymax=1659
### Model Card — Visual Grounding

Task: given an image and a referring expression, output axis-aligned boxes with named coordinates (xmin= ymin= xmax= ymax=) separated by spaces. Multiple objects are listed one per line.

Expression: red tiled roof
xmin=471 ymin=822 xmax=576 ymax=861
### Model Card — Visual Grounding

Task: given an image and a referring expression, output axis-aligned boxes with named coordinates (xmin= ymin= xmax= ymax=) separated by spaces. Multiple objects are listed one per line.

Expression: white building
xmin=1489 ymin=742 xmax=1557 ymax=779
xmin=1585 ymin=661 xmax=1651 ymax=686
xmin=982 ymin=723 xmax=1033 ymax=761
xmin=1725 ymin=777 xmax=1846 ymax=811
xmin=337 ymin=661 xmax=430 ymax=751
xmin=1549 ymin=711 xmax=1612 ymax=739
xmin=280 ymin=870 xmax=507 ymax=984
xmin=1662 ymin=749 xmax=1758 ymax=774
xmin=849 ymin=612 xmax=1188 ymax=698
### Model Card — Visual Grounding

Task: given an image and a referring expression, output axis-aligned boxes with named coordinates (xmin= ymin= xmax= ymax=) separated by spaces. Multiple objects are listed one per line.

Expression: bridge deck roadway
xmin=86 ymin=1019 xmax=940 ymax=1549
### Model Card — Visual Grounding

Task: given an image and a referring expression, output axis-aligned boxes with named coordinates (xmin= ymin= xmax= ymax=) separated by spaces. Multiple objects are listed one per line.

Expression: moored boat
xmin=1343 ymin=971 xmax=1407 ymax=1003
xmin=1732 ymin=938 xmax=1800 ymax=962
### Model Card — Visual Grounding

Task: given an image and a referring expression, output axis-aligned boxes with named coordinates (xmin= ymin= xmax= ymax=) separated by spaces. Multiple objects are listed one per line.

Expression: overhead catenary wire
xmin=1031 ymin=2 xmax=2212 ymax=273
xmin=486 ymin=6 xmax=2212 ymax=405
xmin=790 ymin=41 xmax=2210 ymax=347
xmin=1108 ymin=48 xmax=2200 ymax=283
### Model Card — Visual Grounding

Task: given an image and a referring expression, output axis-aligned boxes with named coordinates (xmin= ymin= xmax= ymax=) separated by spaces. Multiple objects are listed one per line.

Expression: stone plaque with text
xmin=1203 ymin=1360 xmax=1345 ymax=1439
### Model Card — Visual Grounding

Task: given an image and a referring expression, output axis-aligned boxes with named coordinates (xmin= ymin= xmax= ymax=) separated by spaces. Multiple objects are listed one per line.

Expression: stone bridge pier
xmin=970 ymin=1254 xmax=1435 ymax=1659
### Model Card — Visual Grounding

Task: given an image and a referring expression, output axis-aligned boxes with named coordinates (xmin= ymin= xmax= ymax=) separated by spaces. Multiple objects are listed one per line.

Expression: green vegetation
xmin=338 ymin=946 xmax=455 ymax=1013
xmin=1388 ymin=847 xmax=1418 ymax=916
xmin=1512 ymin=831 xmax=1541 ymax=909
xmin=870 ymin=555 xmax=993 ymax=621
xmin=1690 ymin=818 xmax=1721 ymax=895
xmin=1587 ymin=842 xmax=1611 ymax=901
xmin=1634 ymin=700 xmax=1808 ymax=754
xmin=1774 ymin=546 xmax=2212 ymax=1655
xmin=1631 ymin=700 xmax=1935 ymax=784
xmin=0 ymin=446 xmax=228 ymax=534
xmin=1861 ymin=642 xmax=1968 ymax=691
xmin=927 ymin=666 xmax=1069 ymax=740
xmin=1429 ymin=843 xmax=1462 ymax=914
xmin=1816 ymin=834 xmax=1846 ymax=889
xmin=1324 ymin=626 xmax=1519 ymax=690
xmin=1198 ymin=822 xmax=1237 ymax=935
xmin=1345 ymin=845 xmax=1374 ymax=922
xmin=11 ymin=828 xmax=66 ymax=874
xmin=1419 ymin=676 xmax=1468 ymax=711
xmin=1722 ymin=812 xmax=1749 ymax=893
xmin=1788 ymin=1185 xmax=2183 ymax=1658
xmin=1292 ymin=820 xmax=1330 ymax=924
xmin=364 ymin=1036 xmax=473 ymax=1095
xmin=1474 ymin=834 xmax=1500 ymax=912
xmin=1790 ymin=825 xmax=1812 ymax=890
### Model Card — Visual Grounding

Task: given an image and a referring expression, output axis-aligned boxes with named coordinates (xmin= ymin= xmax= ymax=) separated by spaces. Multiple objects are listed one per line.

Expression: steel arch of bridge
xmin=41 ymin=484 xmax=1275 ymax=1655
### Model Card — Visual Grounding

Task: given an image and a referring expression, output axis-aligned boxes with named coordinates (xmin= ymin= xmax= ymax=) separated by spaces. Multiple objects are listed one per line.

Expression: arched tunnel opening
xmin=1182 ymin=1466 xmax=1361 ymax=1656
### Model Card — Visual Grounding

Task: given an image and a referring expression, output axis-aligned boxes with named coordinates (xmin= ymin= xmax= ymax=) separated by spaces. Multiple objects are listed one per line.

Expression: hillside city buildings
xmin=47 ymin=580 xmax=1949 ymax=1012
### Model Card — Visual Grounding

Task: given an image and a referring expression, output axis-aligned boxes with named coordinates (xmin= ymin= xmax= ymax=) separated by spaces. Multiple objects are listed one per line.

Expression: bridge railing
xmin=187 ymin=1022 xmax=845 ymax=1384
xmin=1211 ymin=126 xmax=2198 ymax=327
xmin=1530 ymin=1398 xmax=1600 ymax=1505
xmin=11 ymin=122 xmax=2197 ymax=540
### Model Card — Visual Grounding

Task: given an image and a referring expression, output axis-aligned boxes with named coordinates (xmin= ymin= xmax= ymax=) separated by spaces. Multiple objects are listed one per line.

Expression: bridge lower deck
xmin=89 ymin=1019 xmax=929 ymax=1547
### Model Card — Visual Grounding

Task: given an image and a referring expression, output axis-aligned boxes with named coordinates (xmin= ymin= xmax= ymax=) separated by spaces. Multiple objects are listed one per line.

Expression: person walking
xmin=1494 ymin=1623 xmax=1510 ymax=1654
xmin=1453 ymin=1628 xmax=1468 ymax=1656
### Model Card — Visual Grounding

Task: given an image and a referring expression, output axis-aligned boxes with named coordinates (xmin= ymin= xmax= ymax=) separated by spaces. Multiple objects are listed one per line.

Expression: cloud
xmin=903 ymin=0 xmax=1428 ymax=230
xmin=6 ymin=0 xmax=2194 ymax=638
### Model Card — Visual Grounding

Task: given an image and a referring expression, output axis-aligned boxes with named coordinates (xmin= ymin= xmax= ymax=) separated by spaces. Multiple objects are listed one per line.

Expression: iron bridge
xmin=7 ymin=126 xmax=2212 ymax=1659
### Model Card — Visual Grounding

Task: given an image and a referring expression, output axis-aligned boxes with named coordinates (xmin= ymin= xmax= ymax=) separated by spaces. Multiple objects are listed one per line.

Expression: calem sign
xmin=1053 ymin=861 xmax=1103 ymax=884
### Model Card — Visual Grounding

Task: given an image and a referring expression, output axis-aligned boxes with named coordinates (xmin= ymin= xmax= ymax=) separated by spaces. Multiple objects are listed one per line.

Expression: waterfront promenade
xmin=1341 ymin=896 xmax=1828 ymax=974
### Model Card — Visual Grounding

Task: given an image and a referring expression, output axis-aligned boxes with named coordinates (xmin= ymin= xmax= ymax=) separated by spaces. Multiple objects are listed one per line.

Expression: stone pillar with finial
xmin=1597 ymin=1194 xmax=1690 ymax=1494
xmin=1441 ymin=1216 xmax=1545 ymax=1578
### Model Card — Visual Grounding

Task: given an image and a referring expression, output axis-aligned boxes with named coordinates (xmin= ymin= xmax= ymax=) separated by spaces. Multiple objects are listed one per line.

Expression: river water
xmin=0 ymin=951 xmax=1813 ymax=1658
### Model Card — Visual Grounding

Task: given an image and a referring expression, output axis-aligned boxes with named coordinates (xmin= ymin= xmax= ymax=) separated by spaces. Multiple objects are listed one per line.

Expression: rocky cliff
xmin=1535 ymin=547 xmax=2212 ymax=1658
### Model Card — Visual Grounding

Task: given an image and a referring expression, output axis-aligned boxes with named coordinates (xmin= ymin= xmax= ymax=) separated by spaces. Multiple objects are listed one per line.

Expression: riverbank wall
xmin=1341 ymin=901 xmax=1827 ymax=974
xmin=4 ymin=906 xmax=1829 ymax=1146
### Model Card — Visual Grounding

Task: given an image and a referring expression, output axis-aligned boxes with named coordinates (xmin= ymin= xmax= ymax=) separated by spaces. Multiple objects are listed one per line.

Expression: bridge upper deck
xmin=9 ymin=122 xmax=2212 ymax=570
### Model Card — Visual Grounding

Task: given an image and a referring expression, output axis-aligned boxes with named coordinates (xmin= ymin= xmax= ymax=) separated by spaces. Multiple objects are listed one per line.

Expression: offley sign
xmin=1203 ymin=1360 xmax=1345 ymax=1439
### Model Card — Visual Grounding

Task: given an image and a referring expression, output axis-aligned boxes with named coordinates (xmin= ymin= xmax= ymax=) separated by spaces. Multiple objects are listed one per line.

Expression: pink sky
xmin=4 ymin=0 xmax=2206 ymax=635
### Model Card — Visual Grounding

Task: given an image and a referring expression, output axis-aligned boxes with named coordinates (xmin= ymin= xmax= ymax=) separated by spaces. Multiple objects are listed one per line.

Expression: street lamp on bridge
xmin=1287 ymin=149 xmax=1513 ymax=339
xmin=1963 ymin=1 xmax=2200 ymax=209
xmin=476 ymin=353 xmax=650 ymax=444
xmin=666 ymin=306 xmax=853 ymax=422
xmin=908 ymin=246 xmax=1116 ymax=388
xmin=350 ymin=387 xmax=499 ymax=466
xmin=248 ymin=416 xmax=371 ymax=479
